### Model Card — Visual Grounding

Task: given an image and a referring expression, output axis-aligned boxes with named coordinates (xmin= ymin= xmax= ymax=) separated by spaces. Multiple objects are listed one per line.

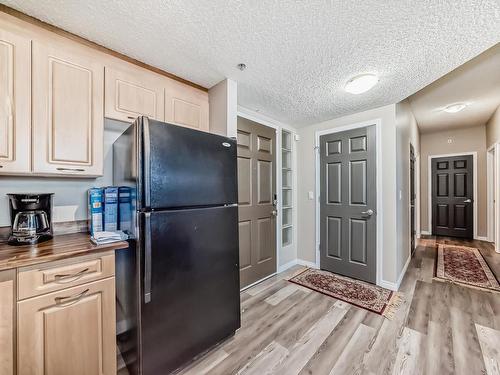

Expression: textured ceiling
xmin=3 ymin=0 xmax=500 ymax=127
xmin=409 ymin=44 xmax=500 ymax=133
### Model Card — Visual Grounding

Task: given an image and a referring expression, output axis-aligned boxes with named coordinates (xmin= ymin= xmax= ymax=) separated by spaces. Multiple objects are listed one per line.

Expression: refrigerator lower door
xmin=139 ymin=205 xmax=240 ymax=375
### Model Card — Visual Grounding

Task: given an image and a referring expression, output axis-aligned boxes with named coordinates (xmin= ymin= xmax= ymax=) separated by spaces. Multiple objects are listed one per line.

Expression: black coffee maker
xmin=7 ymin=193 xmax=54 ymax=246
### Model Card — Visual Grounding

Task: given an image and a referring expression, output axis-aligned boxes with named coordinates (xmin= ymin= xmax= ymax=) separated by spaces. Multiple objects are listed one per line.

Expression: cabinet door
xmin=32 ymin=41 xmax=104 ymax=177
xmin=0 ymin=27 xmax=31 ymax=174
xmin=105 ymin=64 xmax=165 ymax=123
xmin=164 ymin=79 xmax=209 ymax=131
xmin=0 ymin=270 xmax=15 ymax=375
xmin=18 ymin=277 xmax=116 ymax=375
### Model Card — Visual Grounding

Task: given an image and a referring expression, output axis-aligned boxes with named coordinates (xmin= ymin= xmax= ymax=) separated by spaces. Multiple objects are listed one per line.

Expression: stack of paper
xmin=91 ymin=231 xmax=128 ymax=245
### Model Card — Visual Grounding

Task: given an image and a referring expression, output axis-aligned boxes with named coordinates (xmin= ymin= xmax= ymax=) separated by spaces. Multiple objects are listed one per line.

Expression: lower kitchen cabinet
xmin=17 ymin=277 xmax=116 ymax=375
xmin=0 ymin=270 xmax=15 ymax=375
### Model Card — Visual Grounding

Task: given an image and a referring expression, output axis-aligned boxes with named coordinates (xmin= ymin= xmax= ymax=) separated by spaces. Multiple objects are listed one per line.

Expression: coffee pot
xmin=7 ymin=193 xmax=54 ymax=246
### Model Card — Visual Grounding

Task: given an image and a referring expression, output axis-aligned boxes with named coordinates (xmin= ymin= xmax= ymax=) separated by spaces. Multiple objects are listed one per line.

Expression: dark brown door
xmin=432 ymin=155 xmax=473 ymax=238
xmin=319 ymin=126 xmax=377 ymax=283
xmin=237 ymin=117 xmax=277 ymax=288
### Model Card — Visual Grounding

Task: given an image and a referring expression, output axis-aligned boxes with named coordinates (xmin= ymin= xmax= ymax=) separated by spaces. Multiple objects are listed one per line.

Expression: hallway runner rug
xmin=436 ymin=244 xmax=500 ymax=292
xmin=288 ymin=268 xmax=402 ymax=319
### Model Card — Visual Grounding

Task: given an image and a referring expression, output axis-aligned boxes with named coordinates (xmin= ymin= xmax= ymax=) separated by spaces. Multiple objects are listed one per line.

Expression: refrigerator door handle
xmin=144 ymin=212 xmax=152 ymax=303
xmin=143 ymin=117 xmax=151 ymax=208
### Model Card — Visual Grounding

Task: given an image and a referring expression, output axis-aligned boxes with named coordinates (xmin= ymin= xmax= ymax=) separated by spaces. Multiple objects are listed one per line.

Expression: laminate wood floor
xmin=175 ymin=237 xmax=500 ymax=375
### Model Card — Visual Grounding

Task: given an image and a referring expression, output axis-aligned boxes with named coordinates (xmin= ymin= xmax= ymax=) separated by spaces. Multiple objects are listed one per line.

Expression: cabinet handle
xmin=56 ymin=167 xmax=85 ymax=172
xmin=54 ymin=267 xmax=90 ymax=282
xmin=127 ymin=116 xmax=135 ymax=120
xmin=55 ymin=288 xmax=90 ymax=305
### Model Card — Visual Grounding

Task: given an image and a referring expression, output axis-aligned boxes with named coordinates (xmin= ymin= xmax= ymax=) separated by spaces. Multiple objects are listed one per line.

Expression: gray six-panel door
xmin=320 ymin=126 xmax=376 ymax=283
xmin=237 ymin=117 xmax=277 ymax=288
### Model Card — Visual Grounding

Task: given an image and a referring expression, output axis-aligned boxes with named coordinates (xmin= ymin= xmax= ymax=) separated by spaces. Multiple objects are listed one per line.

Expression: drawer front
xmin=17 ymin=277 xmax=116 ymax=375
xmin=18 ymin=253 xmax=115 ymax=300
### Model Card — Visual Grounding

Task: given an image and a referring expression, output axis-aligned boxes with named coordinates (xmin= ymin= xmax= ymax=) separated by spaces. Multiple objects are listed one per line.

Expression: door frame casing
xmin=315 ymin=119 xmax=383 ymax=287
xmin=487 ymin=144 xmax=500 ymax=252
xmin=409 ymin=142 xmax=416 ymax=257
xmin=427 ymin=152 xmax=478 ymax=239
xmin=237 ymin=108 xmax=298 ymax=285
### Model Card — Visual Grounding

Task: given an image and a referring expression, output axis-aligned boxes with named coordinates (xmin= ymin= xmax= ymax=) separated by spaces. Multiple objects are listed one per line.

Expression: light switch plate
xmin=308 ymin=191 xmax=314 ymax=200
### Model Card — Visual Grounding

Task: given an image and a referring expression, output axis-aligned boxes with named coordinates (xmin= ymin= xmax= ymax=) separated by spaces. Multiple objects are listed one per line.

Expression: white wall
xmin=395 ymin=99 xmax=420 ymax=280
xmin=297 ymin=104 xmax=400 ymax=286
xmin=0 ymin=119 xmax=128 ymax=226
xmin=486 ymin=105 xmax=500 ymax=149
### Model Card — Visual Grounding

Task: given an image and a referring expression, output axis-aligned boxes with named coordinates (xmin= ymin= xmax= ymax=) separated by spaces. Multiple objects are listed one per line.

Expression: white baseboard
xmin=396 ymin=255 xmax=411 ymax=289
xmin=297 ymin=259 xmax=318 ymax=269
xmin=277 ymin=259 xmax=298 ymax=273
xmin=420 ymin=230 xmax=431 ymax=235
xmin=240 ymin=272 xmax=276 ymax=292
xmin=378 ymin=255 xmax=411 ymax=292
xmin=378 ymin=280 xmax=397 ymax=291
xmin=475 ymin=236 xmax=490 ymax=242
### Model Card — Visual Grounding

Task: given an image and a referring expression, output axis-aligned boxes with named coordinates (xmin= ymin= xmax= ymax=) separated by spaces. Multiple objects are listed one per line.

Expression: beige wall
xmin=209 ymin=79 xmax=238 ymax=138
xmin=395 ymin=100 xmax=420 ymax=277
xmin=420 ymin=125 xmax=487 ymax=237
xmin=297 ymin=104 xmax=400 ymax=284
xmin=486 ymin=105 xmax=500 ymax=149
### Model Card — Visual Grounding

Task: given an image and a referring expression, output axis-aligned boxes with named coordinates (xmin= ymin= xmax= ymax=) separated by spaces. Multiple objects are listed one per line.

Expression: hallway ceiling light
xmin=344 ymin=74 xmax=379 ymax=94
xmin=443 ymin=103 xmax=467 ymax=113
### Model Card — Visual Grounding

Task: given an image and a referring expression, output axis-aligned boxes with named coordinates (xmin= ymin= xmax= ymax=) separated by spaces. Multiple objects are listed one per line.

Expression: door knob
xmin=361 ymin=209 xmax=374 ymax=216
xmin=463 ymin=199 xmax=472 ymax=203
xmin=271 ymin=210 xmax=277 ymax=217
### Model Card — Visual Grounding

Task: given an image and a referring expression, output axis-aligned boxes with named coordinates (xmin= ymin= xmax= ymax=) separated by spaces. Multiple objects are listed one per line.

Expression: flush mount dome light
xmin=344 ymin=73 xmax=379 ymax=94
xmin=443 ymin=103 xmax=467 ymax=113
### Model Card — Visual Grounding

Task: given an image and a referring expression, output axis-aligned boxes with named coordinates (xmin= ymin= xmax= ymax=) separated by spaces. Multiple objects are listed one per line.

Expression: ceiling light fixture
xmin=443 ymin=103 xmax=467 ymax=113
xmin=344 ymin=73 xmax=379 ymax=94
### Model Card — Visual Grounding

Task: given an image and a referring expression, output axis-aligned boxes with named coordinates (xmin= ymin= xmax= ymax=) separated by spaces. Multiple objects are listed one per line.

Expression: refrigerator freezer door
xmin=139 ymin=206 xmax=240 ymax=375
xmin=144 ymin=118 xmax=238 ymax=209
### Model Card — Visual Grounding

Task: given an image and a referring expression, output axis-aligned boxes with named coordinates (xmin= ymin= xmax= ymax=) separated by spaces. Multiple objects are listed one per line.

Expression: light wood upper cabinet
xmin=17 ymin=277 xmax=116 ymax=375
xmin=164 ymin=78 xmax=209 ymax=131
xmin=32 ymin=40 xmax=104 ymax=177
xmin=0 ymin=270 xmax=15 ymax=375
xmin=0 ymin=26 xmax=31 ymax=174
xmin=105 ymin=63 xmax=165 ymax=123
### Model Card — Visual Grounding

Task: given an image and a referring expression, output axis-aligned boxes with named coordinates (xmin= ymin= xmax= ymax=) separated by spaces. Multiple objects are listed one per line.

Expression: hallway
xmin=177 ymin=237 xmax=500 ymax=375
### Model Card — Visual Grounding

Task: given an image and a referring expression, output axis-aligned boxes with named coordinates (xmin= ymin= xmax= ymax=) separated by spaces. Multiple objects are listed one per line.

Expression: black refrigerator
xmin=113 ymin=117 xmax=240 ymax=375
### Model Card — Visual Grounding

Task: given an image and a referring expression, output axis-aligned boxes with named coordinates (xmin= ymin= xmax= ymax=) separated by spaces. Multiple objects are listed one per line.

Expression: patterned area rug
xmin=288 ymin=268 xmax=402 ymax=318
xmin=436 ymin=244 xmax=500 ymax=292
